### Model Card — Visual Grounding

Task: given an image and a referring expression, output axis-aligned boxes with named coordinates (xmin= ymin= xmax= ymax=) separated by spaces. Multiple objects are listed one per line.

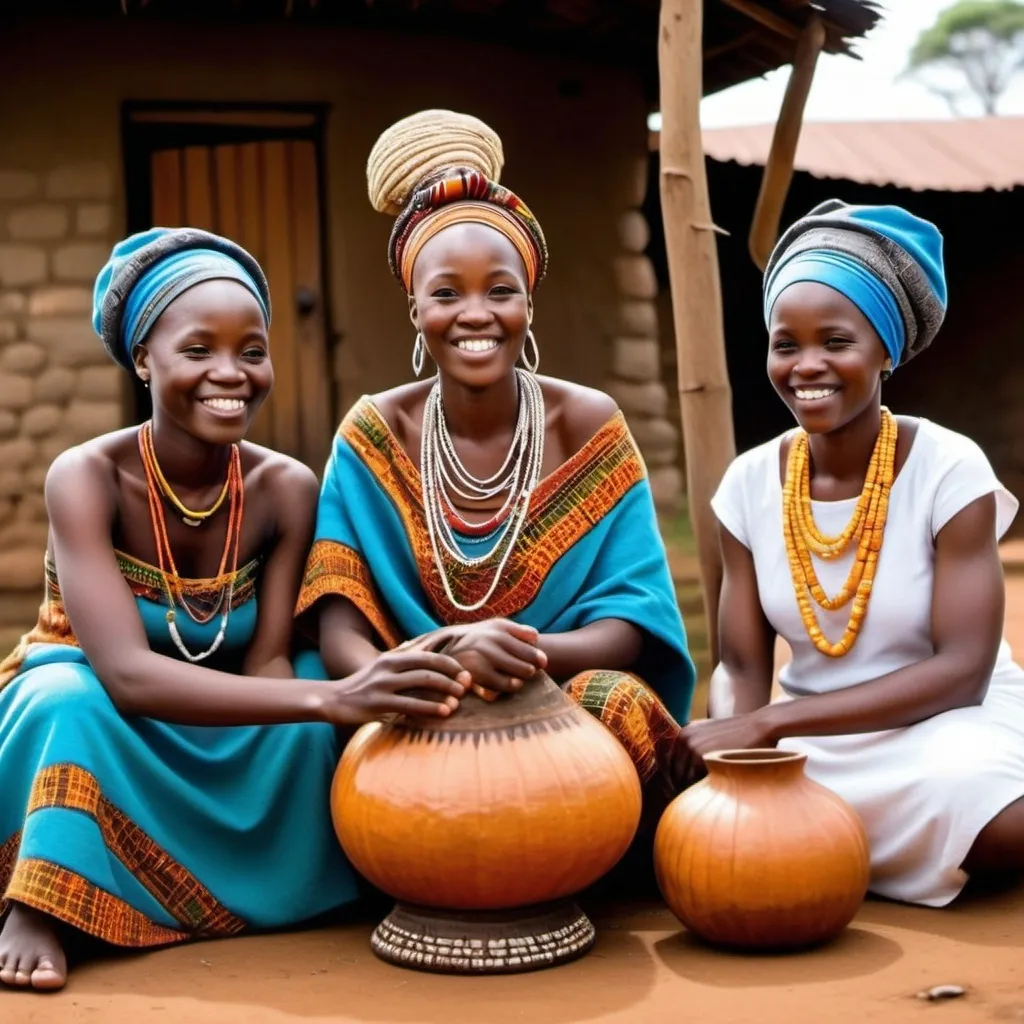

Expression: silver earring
xmin=522 ymin=330 xmax=540 ymax=373
xmin=412 ymin=332 xmax=425 ymax=378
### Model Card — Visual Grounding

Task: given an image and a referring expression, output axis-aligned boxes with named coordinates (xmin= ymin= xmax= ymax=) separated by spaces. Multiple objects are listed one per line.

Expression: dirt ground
xmin=10 ymin=570 xmax=1024 ymax=1024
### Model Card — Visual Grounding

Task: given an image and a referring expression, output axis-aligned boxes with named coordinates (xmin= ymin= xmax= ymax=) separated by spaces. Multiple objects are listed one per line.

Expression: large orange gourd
xmin=654 ymin=749 xmax=869 ymax=950
xmin=331 ymin=673 xmax=642 ymax=973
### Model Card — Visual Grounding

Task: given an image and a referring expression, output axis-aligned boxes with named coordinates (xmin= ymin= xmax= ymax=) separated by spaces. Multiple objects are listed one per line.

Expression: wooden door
xmin=148 ymin=140 xmax=333 ymax=475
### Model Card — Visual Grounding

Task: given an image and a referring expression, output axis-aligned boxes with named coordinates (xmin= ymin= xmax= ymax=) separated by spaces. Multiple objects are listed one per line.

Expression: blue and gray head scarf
xmin=763 ymin=200 xmax=947 ymax=370
xmin=92 ymin=227 xmax=271 ymax=371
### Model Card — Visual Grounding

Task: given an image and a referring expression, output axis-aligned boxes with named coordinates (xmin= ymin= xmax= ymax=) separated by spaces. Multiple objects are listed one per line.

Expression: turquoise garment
xmin=0 ymin=574 xmax=359 ymax=947
xmin=298 ymin=400 xmax=695 ymax=723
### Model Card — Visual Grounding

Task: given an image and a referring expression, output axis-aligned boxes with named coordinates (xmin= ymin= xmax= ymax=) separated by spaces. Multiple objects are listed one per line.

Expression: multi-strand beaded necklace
xmin=420 ymin=368 xmax=545 ymax=613
xmin=782 ymin=408 xmax=897 ymax=658
xmin=138 ymin=421 xmax=244 ymax=663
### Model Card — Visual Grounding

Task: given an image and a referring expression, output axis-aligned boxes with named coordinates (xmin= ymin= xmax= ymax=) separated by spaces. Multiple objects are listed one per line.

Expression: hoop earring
xmin=412 ymin=332 xmax=425 ymax=378
xmin=521 ymin=330 xmax=540 ymax=373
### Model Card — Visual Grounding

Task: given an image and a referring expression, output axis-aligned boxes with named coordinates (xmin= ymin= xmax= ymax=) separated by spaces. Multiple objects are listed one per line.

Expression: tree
xmin=906 ymin=1 xmax=1024 ymax=115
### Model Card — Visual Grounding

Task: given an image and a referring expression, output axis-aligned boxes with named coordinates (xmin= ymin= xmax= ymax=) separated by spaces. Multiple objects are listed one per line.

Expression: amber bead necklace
xmin=782 ymin=408 xmax=897 ymax=657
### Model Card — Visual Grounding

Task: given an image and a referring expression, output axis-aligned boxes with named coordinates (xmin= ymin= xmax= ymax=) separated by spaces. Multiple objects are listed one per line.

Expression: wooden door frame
xmin=119 ymin=100 xmax=334 ymax=430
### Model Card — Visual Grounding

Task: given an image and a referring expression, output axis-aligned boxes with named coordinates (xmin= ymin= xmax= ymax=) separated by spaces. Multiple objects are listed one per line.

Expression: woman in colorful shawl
xmin=296 ymin=110 xmax=695 ymax=813
xmin=0 ymin=228 xmax=468 ymax=990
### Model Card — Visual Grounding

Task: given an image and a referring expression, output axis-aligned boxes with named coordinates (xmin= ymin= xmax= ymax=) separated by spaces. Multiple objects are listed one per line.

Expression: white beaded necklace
xmin=421 ymin=369 xmax=545 ymax=612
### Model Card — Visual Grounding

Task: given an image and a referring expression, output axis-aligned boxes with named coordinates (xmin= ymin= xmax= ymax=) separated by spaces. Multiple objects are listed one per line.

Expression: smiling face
xmin=408 ymin=221 xmax=532 ymax=389
xmin=133 ymin=278 xmax=273 ymax=445
xmin=767 ymin=281 xmax=891 ymax=435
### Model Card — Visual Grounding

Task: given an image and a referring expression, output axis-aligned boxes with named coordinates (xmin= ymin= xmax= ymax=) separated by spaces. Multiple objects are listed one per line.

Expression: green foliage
xmin=906 ymin=0 xmax=1024 ymax=113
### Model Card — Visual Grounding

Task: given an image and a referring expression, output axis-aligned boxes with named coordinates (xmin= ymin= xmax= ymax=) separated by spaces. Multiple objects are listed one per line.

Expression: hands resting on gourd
xmin=398 ymin=619 xmax=548 ymax=701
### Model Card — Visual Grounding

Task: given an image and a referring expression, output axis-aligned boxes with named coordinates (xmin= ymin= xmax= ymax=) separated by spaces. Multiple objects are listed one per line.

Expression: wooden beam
xmin=659 ymin=0 xmax=736 ymax=668
xmin=703 ymin=28 xmax=759 ymax=63
xmin=718 ymin=0 xmax=799 ymax=40
xmin=719 ymin=0 xmax=856 ymax=56
xmin=748 ymin=12 xmax=826 ymax=271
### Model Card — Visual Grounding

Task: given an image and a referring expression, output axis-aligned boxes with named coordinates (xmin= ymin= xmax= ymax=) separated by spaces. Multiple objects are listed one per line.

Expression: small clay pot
xmin=654 ymin=748 xmax=870 ymax=951
xmin=331 ymin=672 xmax=642 ymax=973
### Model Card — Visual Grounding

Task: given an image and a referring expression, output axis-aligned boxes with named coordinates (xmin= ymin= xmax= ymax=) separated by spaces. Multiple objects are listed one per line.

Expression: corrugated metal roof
xmin=697 ymin=117 xmax=1024 ymax=192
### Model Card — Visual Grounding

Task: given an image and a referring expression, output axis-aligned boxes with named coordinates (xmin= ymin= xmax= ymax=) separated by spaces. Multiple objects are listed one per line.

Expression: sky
xmin=671 ymin=0 xmax=1024 ymax=129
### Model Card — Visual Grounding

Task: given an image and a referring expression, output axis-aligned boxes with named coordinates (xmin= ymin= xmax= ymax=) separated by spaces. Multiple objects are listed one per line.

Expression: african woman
xmin=296 ymin=110 xmax=694 ymax=808
xmin=0 ymin=228 xmax=468 ymax=990
xmin=682 ymin=200 xmax=1024 ymax=905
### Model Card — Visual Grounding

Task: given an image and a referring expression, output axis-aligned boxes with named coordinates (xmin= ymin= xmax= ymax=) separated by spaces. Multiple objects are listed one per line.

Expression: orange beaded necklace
xmin=137 ymin=421 xmax=245 ymax=662
xmin=782 ymin=408 xmax=897 ymax=658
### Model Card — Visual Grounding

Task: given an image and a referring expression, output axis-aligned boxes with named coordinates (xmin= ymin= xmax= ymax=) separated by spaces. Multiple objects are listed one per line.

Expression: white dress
xmin=711 ymin=418 xmax=1024 ymax=906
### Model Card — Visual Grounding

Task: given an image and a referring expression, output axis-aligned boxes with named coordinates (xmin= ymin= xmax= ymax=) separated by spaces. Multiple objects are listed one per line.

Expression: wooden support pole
xmin=748 ymin=12 xmax=826 ymax=270
xmin=659 ymin=0 xmax=736 ymax=666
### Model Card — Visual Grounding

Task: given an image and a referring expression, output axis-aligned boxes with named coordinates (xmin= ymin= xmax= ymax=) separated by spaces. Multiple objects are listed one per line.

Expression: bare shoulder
xmin=44 ymin=428 xmax=140 ymax=530
xmin=538 ymin=377 xmax=620 ymax=454
xmin=369 ymin=380 xmax=433 ymax=448
xmin=240 ymin=442 xmax=319 ymax=508
xmin=45 ymin=428 xmax=135 ymax=497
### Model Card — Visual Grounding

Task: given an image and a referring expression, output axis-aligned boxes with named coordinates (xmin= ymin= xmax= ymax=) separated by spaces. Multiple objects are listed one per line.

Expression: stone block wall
xmin=604 ymin=157 xmax=683 ymax=513
xmin=0 ymin=163 xmax=120 ymax=637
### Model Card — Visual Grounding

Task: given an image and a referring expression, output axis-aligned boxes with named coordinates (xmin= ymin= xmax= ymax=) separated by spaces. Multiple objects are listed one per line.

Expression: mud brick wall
xmin=0 ymin=163 xmax=119 ymax=635
xmin=605 ymin=156 xmax=682 ymax=514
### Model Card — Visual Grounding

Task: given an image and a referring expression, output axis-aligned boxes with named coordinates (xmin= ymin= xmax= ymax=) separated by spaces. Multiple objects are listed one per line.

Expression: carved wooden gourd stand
xmin=331 ymin=673 xmax=642 ymax=974
xmin=654 ymin=749 xmax=870 ymax=951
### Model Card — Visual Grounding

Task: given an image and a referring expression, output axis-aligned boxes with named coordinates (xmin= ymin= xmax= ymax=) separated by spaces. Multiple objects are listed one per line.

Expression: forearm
xmin=244 ymin=654 xmax=295 ymax=680
xmin=538 ymin=619 xmax=643 ymax=680
xmin=760 ymin=654 xmax=989 ymax=741
xmin=105 ymin=651 xmax=325 ymax=726
xmin=321 ymin=626 xmax=382 ymax=679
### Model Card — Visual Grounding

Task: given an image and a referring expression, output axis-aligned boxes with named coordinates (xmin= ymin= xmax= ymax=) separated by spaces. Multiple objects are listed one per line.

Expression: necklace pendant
xmin=182 ymin=516 xmax=202 ymax=527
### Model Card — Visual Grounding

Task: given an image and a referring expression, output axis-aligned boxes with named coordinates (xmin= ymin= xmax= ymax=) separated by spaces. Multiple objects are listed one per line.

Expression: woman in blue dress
xmin=0 ymin=228 xmax=468 ymax=991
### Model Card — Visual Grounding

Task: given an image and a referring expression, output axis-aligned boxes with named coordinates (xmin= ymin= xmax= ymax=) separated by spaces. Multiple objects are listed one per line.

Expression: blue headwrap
xmin=92 ymin=227 xmax=271 ymax=371
xmin=763 ymin=202 xmax=947 ymax=370
xmin=765 ymin=249 xmax=906 ymax=365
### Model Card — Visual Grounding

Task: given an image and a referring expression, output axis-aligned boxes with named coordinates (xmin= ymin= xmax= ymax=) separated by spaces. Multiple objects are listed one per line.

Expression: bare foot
xmin=0 ymin=903 xmax=67 ymax=991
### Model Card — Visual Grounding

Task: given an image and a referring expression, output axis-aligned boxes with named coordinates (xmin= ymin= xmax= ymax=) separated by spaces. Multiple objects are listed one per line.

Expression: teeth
xmin=795 ymin=388 xmax=837 ymax=401
xmin=456 ymin=339 xmax=499 ymax=353
xmin=202 ymin=398 xmax=246 ymax=412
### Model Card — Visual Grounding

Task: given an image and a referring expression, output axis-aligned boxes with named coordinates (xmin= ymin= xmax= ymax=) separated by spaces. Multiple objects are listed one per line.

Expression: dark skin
xmin=0 ymin=278 xmax=468 ymax=992
xmin=684 ymin=280 xmax=1024 ymax=877
xmin=318 ymin=221 xmax=643 ymax=693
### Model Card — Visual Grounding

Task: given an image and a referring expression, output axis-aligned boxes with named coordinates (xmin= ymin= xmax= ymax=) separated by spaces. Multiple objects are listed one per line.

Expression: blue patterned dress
xmin=0 ymin=552 xmax=360 ymax=946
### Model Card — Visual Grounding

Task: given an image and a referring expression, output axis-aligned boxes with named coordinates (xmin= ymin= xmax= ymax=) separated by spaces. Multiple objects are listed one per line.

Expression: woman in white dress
xmin=678 ymin=199 xmax=1024 ymax=906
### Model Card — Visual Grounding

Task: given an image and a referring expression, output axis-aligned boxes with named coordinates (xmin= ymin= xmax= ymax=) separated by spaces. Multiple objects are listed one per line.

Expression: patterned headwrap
xmin=367 ymin=109 xmax=548 ymax=293
xmin=763 ymin=200 xmax=946 ymax=369
xmin=92 ymin=227 xmax=271 ymax=371
xmin=389 ymin=170 xmax=547 ymax=291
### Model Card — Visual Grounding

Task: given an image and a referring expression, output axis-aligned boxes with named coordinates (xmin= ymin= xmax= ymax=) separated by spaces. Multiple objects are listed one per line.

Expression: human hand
xmin=671 ymin=712 xmax=776 ymax=788
xmin=444 ymin=619 xmax=547 ymax=696
xmin=321 ymin=650 xmax=471 ymax=726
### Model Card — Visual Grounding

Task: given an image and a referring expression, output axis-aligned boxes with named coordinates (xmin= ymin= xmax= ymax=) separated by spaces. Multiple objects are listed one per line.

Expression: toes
xmin=31 ymin=957 xmax=67 ymax=991
xmin=0 ymin=956 xmax=24 ymax=987
xmin=2 ymin=955 xmax=31 ymax=987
